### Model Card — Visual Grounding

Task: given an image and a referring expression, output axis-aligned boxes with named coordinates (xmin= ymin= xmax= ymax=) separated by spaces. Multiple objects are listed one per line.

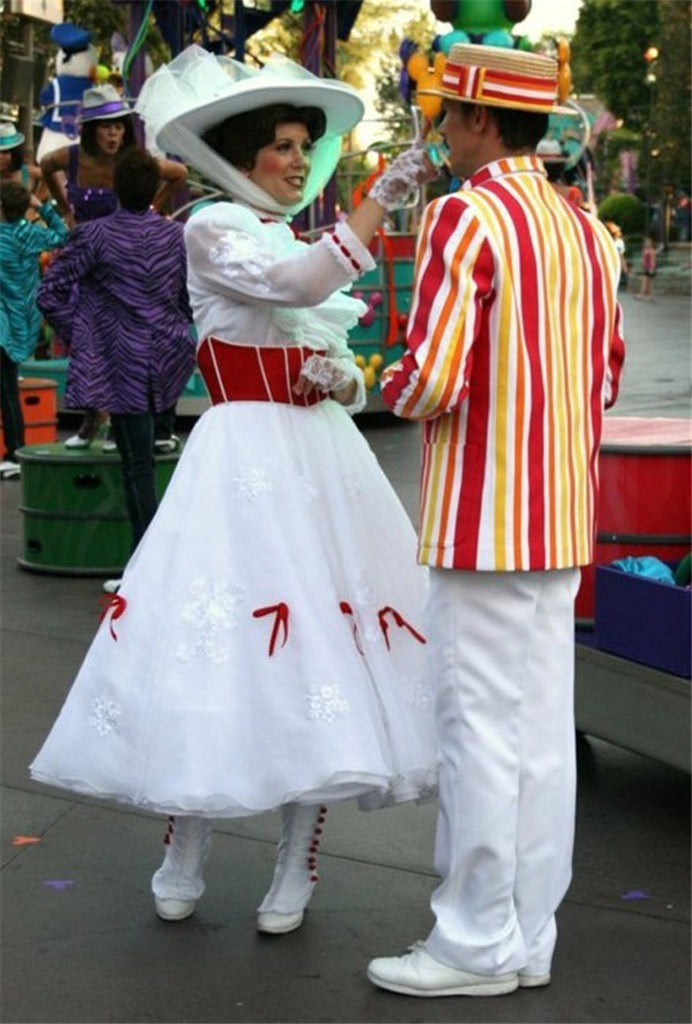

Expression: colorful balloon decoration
xmin=556 ymin=36 xmax=572 ymax=103
xmin=405 ymin=50 xmax=447 ymax=122
xmin=430 ymin=1 xmax=533 ymax=54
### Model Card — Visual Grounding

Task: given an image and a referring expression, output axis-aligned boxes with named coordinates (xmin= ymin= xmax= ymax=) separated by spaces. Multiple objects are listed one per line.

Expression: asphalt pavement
xmin=1 ymin=291 xmax=690 ymax=1024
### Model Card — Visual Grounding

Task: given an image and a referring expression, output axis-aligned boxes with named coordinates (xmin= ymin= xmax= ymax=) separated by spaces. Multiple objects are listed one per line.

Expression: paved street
xmin=1 ymin=291 xmax=690 ymax=1024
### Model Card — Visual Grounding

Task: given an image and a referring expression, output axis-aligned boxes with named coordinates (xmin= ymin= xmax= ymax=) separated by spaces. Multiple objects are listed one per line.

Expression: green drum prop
xmin=15 ymin=442 xmax=180 ymax=575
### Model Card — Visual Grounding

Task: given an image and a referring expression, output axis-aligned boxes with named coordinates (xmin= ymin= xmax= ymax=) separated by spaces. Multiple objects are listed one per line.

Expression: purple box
xmin=595 ymin=564 xmax=691 ymax=678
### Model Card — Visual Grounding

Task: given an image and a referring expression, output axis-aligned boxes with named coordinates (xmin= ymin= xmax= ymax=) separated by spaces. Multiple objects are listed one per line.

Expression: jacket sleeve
xmin=380 ymin=195 xmax=493 ymax=421
xmin=36 ymin=224 xmax=95 ymax=344
xmin=15 ymin=202 xmax=69 ymax=257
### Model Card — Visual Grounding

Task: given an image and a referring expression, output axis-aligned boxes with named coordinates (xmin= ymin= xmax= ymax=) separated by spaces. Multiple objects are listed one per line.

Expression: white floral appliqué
xmin=342 ymin=473 xmax=363 ymax=500
xmin=89 ymin=696 xmax=122 ymax=736
xmin=306 ymin=684 xmax=350 ymax=722
xmin=405 ymin=676 xmax=434 ymax=709
xmin=234 ymin=467 xmax=273 ymax=502
xmin=297 ymin=474 xmax=318 ymax=502
xmin=176 ymin=577 xmax=246 ymax=665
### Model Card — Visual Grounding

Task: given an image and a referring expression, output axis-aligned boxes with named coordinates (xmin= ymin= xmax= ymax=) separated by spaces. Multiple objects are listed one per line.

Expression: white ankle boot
xmin=257 ymin=804 xmax=327 ymax=934
xmin=151 ymin=815 xmax=212 ymax=921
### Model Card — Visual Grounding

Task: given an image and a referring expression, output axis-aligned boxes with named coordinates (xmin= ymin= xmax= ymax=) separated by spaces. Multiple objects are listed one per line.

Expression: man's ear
xmin=474 ymin=104 xmax=500 ymax=140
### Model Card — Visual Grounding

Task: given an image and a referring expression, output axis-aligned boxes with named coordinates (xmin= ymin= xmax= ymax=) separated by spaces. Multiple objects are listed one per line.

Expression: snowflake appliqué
xmin=306 ymin=684 xmax=350 ymax=722
xmin=405 ymin=676 xmax=434 ymax=709
xmin=297 ymin=474 xmax=318 ymax=502
xmin=89 ymin=696 xmax=122 ymax=736
xmin=176 ymin=577 xmax=246 ymax=665
xmin=342 ymin=473 xmax=363 ymax=500
xmin=234 ymin=467 xmax=273 ymax=502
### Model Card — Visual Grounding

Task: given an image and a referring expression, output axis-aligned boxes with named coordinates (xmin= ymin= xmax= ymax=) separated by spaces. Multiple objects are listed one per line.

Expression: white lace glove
xmin=367 ymin=142 xmax=436 ymax=212
xmin=299 ymin=354 xmax=352 ymax=393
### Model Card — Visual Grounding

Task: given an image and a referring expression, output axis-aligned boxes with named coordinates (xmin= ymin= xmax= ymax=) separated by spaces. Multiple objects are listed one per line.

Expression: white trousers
xmin=425 ymin=567 xmax=580 ymax=976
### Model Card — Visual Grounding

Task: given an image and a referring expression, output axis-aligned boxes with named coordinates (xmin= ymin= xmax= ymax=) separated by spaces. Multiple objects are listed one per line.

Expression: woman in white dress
xmin=30 ymin=46 xmax=438 ymax=934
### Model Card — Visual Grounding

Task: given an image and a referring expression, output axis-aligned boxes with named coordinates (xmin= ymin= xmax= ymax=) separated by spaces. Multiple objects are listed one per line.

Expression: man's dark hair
xmin=458 ymin=103 xmax=549 ymax=152
xmin=113 ymin=147 xmax=160 ymax=211
xmin=80 ymin=116 xmax=136 ymax=157
xmin=0 ymin=181 xmax=31 ymax=222
xmin=202 ymin=103 xmax=327 ymax=170
xmin=490 ymin=107 xmax=549 ymax=152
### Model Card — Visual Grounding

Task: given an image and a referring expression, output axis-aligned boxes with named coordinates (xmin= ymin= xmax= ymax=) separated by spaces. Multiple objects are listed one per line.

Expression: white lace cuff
xmin=300 ymin=354 xmax=352 ymax=392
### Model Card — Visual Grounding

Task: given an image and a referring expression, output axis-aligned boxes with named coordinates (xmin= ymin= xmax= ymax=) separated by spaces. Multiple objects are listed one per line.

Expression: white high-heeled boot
xmin=257 ymin=803 xmax=327 ymax=934
xmin=151 ymin=815 xmax=212 ymax=921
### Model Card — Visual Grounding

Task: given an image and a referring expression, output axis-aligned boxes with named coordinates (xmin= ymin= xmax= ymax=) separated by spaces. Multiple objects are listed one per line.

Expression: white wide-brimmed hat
xmin=136 ymin=45 xmax=365 ymax=217
xmin=80 ymin=84 xmax=133 ymax=123
xmin=418 ymin=43 xmax=574 ymax=116
xmin=0 ymin=121 xmax=24 ymax=150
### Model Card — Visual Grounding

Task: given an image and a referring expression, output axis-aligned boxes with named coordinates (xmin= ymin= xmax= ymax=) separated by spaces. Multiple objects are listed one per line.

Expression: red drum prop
xmin=576 ymin=417 xmax=692 ymax=622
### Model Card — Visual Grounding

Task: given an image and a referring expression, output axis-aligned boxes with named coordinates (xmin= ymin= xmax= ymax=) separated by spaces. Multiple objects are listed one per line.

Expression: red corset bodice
xmin=197 ymin=337 xmax=327 ymax=407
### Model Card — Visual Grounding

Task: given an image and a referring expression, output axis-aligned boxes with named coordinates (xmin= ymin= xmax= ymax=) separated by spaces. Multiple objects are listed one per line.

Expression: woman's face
xmin=95 ymin=120 xmax=127 ymax=155
xmin=244 ymin=122 xmax=312 ymax=206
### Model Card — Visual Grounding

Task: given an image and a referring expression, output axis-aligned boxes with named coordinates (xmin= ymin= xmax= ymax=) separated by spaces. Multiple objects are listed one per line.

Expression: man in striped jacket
xmin=368 ymin=44 xmax=625 ymax=998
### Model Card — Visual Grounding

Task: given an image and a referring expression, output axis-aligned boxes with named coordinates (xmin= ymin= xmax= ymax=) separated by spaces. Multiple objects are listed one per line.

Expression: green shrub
xmin=597 ymin=193 xmax=646 ymax=235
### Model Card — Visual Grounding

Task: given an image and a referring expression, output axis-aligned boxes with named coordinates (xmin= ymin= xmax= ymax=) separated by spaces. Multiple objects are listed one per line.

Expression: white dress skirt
xmin=30 ymin=393 xmax=438 ymax=817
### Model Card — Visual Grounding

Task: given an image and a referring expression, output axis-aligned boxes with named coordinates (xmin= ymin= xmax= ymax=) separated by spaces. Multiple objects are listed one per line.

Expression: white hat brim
xmin=157 ymin=78 xmax=364 ymax=153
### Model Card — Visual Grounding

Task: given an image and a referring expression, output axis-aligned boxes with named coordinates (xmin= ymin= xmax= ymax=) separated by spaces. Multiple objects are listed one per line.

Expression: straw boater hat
xmin=135 ymin=45 xmax=365 ymax=217
xmin=79 ymin=84 xmax=132 ymax=123
xmin=418 ymin=43 xmax=573 ymax=116
xmin=0 ymin=121 xmax=25 ymax=150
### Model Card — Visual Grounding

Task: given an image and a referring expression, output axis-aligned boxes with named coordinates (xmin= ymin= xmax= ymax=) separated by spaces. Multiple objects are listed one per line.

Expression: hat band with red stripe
xmin=441 ymin=60 xmax=559 ymax=112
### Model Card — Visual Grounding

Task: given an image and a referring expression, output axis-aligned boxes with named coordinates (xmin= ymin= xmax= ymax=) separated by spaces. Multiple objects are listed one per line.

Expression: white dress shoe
xmin=0 ymin=461 xmax=20 ymax=479
xmin=256 ymin=909 xmax=305 ymax=935
xmin=367 ymin=942 xmax=519 ymax=998
xmin=154 ymin=434 xmax=180 ymax=454
xmin=518 ymin=971 xmax=551 ymax=988
xmin=102 ymin=578 xmax=122 ymax=594
xmin=64 ymin=434 xmax=92 ymax=449
xmin=154 ymin=896 xmax=196 ymax=921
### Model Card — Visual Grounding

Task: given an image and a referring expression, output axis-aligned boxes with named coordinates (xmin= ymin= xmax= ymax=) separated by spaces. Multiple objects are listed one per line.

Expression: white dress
xmin=30 ymin=204 xmax=438 ymax=818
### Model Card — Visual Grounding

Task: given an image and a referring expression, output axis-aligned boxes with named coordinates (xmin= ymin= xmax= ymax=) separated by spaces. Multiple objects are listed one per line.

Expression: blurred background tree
xmin=571 ymin=0 xmax=661 ymax=132
xmin=571 ymin=0 xmax=690 ymax=240
xmin=653 ymin=0 xmax=691 ymax=194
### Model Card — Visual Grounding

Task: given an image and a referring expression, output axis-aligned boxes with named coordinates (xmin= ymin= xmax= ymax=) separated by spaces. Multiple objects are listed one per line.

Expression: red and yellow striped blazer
xmin=381 ymin=156 xmax=626 ymax=572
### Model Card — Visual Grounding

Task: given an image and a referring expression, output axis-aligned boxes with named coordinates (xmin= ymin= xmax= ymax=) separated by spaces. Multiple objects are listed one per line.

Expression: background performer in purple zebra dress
xmin=40 ymin=85 xmax=188 ymax=451
xmin=37 ymin=148 xmax=195 ymax=567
